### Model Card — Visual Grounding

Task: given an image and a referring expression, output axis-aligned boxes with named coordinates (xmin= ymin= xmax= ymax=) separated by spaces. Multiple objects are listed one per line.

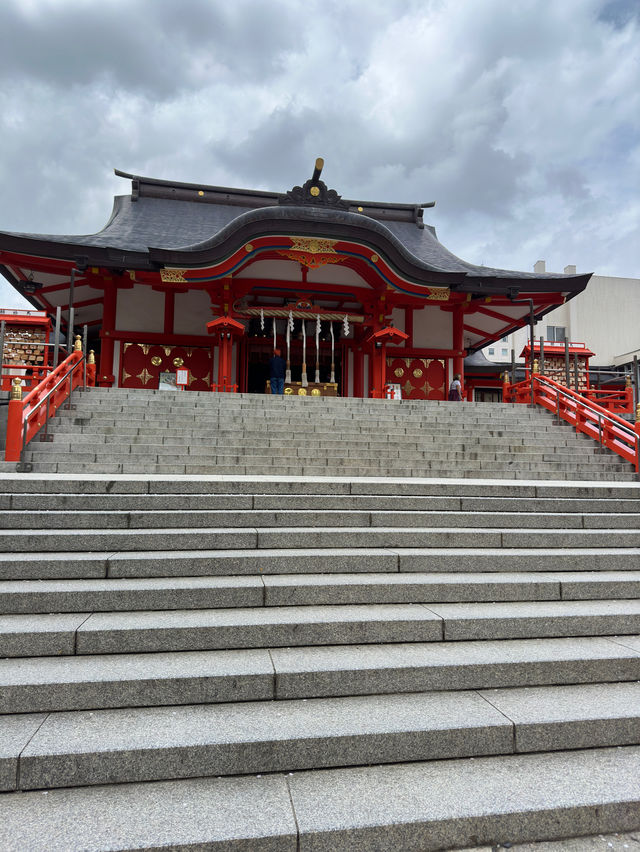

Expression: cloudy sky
xmin=1 ymin=0 xmax=638 ymax=309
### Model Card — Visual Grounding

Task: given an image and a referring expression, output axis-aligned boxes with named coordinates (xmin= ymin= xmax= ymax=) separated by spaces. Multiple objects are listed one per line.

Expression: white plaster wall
xmin=116 ymin=285 xmax=164 ymax=333
xmin=412 ymin=306 xmax=452 ymax=349
xmin=490 ymin=273 xmax=640 ymax=366
xmin=174 ymin=290 xmax=213 ymax=336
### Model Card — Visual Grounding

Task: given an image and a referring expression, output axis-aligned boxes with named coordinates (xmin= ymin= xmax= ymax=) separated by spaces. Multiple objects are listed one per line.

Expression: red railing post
xmin=5 ymin=378 xmax=25 ymax=462
xmin=635 ymin=404 xmax=640 ymax=474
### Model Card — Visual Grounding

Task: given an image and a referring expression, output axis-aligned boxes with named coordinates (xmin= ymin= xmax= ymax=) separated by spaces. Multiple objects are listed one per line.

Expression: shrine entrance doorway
xmin=244 ymin=339 xmax=343 ymax=396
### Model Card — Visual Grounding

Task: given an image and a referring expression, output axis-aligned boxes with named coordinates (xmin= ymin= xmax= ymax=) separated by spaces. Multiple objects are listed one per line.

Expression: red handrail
xmin=504 ymin=374 xmax=639 ymax=473
xmin=5 ymin=351 xmax=85 ymax=462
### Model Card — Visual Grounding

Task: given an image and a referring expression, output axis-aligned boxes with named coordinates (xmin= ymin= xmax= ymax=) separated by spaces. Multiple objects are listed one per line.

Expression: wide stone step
xmin=5 ymin=681 xmax=640 ymax=793
xmin=1 ymin=747 xmax=639 ymax=852
xmin=3 ymin=600 xmax=640 ymax=657
xmin=2 ymin=475 xmax=637 ymax=498
xmin=5 ymin=524 xmax=640 ymax=553
xmin=4 ymin=548 xmax=640 ymax=581
xmin=3 ymin=491 xmax=640 ymax=513
xmin=2 ymin=573 xmax=640 ymax=615
xmin=4 ymin=508 xmax=639 ymax=531
xmin=2 ymin=636 xmax=639 ymax=714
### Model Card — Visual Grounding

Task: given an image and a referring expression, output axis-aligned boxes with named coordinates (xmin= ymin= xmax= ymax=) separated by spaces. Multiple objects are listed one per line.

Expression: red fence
xmin=504 ymin=374 xmax=640 ymax=473
xmin=5 ymin=350 xmax=90 ymax=462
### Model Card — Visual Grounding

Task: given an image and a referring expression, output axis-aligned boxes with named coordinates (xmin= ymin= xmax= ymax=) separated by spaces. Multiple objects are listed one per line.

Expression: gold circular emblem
xmin=150 ymin=356 xmax=162 ymax=366
xmin=173 ymin=357 xmax=184 ymax=367
xmin=311 ymin=388 xmax=321 ymax=396
xmin=284 ymin=387 xmax=293 ymax=394
xmin=371 ymin=254 xmax=378 ymax=263
xmin=394 ymin=367 xmax=404 ymax=378
xmin=198 ymin=190 xmax=204 ymax=196
xmin=245 ymin=244 xmax=253 ymax=252
xmin=413 ymin=368 xmax=423 ymax=378
xmin=298 ymin=388 xmax=307 ymax=395
xmin=309 ymin=186 xmax=320 ymax=197
xmin=357 ymin=206 xmax=363 ymax=212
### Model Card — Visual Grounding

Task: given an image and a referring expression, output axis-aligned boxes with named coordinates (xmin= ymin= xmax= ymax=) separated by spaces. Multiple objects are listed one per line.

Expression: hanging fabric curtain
xmin=301 ymin=321 xmax=308 ymax=387
xmin=315 ymin=316 xmax=321 ymax=383
xmin=330 ymin=322 xmax=335 ymax=383
xmin=285 ymin=311 xmax=293 ymax=384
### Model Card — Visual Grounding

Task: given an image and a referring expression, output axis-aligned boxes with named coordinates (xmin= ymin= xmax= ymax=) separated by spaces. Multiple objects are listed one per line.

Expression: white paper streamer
xmin=285 ymin=320 xmax=291 ymax=383
xmin=343 ymin=314 xmax=350 ymax=337
xmin=330 ymin=322 xmax=335 ymax=383
xmin=301 ymin=321 xmax=308 ymax=387
xmin=260 ymin=309 xmax=264 ymax=331
xmin=315 ymin=316 xmax=321 ymax=383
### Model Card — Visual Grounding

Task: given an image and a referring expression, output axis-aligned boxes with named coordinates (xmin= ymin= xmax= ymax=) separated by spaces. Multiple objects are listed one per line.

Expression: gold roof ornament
xmin=74 ymin=334 xmax=82 ymax=352
xmin=88 ymin=350 xmax=96 ymax=365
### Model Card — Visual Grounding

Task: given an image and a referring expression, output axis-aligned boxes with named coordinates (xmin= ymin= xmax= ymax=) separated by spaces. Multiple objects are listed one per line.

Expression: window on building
xmin=501 ymin=348 xmax=508 ymax=356
xmin=546 ymin=326 xmax=566 ymax=342
xmin=501 ymin=336 xmax=508 ymax=343
xmin=488 ymin=348 xmax=495 ymax=355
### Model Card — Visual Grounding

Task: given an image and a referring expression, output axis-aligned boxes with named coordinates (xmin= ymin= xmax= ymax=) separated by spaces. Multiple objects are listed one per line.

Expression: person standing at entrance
xmin=448 ymin=373 xmax=462 ymax=401
xmin=269 ymin=348 xmax=286 ymax=395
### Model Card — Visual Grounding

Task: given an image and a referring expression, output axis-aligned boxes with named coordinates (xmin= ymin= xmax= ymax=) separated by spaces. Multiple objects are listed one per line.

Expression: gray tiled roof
xmin=0 ymin=192 xmax=576 ymax=283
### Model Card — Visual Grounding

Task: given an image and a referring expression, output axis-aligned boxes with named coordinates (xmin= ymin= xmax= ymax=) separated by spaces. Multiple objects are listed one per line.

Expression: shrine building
xmin=0 ymin=161 xmax=592 ymax=399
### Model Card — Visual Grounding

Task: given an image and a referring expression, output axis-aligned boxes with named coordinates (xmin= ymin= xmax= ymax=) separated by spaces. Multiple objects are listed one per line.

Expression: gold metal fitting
xmin=532 ymin=359 xmax=539 ymax=374
xmin=625 ymin=375 xmax=631 ymax=388
xmin=88 ymin=350 xmax=96 ymax=365
xmin=503 ymin=372 xmax=509 ymax=382
xmin=637 ymin=403 xmax=640 ymax=422
xmin=74 ymin=334 xmax=82 ymax=352
xmin=10 ymin=377 xmax=22 ymax=400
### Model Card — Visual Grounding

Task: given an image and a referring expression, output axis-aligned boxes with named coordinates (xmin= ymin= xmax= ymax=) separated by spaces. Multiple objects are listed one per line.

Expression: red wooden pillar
xmin=98 ymin=283 xmax=117 ymax=387
xmin=452 ymin=305 xmax=465 ymax=392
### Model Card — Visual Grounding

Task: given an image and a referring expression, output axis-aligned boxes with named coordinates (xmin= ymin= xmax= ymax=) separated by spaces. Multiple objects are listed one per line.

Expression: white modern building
xmin=483 ymin=262 xmax=640 ymax=373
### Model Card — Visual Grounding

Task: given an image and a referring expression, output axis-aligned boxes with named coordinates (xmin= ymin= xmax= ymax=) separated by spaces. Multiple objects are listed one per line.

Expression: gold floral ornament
xmin=173 ymin=357 xmax=184 ymax=367
xmin=394 ymin=367 xmax=404 ymax=378
xmin=151 ymin=356 xmax=162 ymax=366
xmin=309 ymin=186 xmax=320 ymax=197
xmin=413 ymin=368 xmax=423 ymax=378
xmin=160 ymin=268 xmax=187 ymax=283
xmin=284 ymin=387 xmax=293 ymax=394
xmin=278 ymin=237 xmax=344 ymax=270
xmin=298 ymin=388 xmax=307 ymax=395
xmin=311 ymin=388 xmax=321 ymax=396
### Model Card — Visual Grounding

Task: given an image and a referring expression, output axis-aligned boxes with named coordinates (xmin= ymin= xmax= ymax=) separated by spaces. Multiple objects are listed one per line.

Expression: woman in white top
xmin=448 ymin=374 xmax=462 ymax=401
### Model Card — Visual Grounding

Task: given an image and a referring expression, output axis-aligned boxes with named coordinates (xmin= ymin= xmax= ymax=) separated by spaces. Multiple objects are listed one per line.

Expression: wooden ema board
xmin=266 ymin=381 xmax=338 ymax=397
xmin=543 ymin=355 xmax=589 ymax=391
xmin=2 ymin=325 xmax=46 ymax=366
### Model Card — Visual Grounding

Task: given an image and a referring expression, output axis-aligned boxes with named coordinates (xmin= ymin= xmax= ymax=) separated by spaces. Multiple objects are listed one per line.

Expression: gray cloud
xmin=0 ymin=0 xmax=637 ymax=303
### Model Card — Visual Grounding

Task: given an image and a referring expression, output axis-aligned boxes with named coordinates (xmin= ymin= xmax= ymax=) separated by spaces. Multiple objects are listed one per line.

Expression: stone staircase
xmin=17 ymin=386 xmax=638 ymax=479
xmin=1 ymin=471 xmax=640 ymax=850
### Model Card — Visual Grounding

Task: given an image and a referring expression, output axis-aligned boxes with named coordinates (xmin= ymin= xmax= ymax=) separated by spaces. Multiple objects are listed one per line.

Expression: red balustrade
xmin=503 ymin=374 xmax=639 ymax=473
xmin=5 ymin=350 xmax=85 ymax=462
